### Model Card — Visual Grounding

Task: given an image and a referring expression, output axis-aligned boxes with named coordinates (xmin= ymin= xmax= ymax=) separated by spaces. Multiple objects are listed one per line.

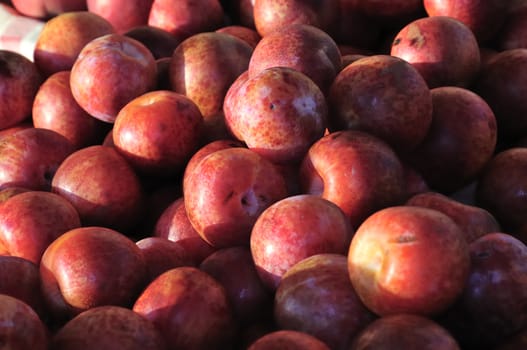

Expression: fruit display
xmin=0 ymin=0 xmax=527 ymax=349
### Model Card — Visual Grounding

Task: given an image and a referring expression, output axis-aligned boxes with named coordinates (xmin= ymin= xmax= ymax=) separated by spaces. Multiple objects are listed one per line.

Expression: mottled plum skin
xmin=183 ymin=147 xmax=288 ymax=248
xmin=11 ymin=0 xmax=86 ymax=19
xmin=248 ymin=330 xmax=330 ymax=350
xmin=87 ymin=0 xmax=153 ymax=33
xmin=0 ymin=128 xmax=75 ymax=191
xmin=405 ymin=86 xmax=497 ymax=193
xmin=70 ymin=34 xmax=157 ymax=123
xmin=51 ymin=145 xmax=144 ymax=234
xmin=328 ymin=54 xmax=432 ymax=152
xmin=423 ymin=0 xmax=508 ymax=43
xmin=51 ymin=306 xmax=166 ymax=350
xmin=224 ymin=67 xmax=327 ymax=164
xmin=350 ymin=314 xmax=460 ymax=350
xmin=0 ymin=294 xmax=49 ymax=350
xmin=148 ymin=0 xmax=225 ymax=39
xmin=32 ymin=71 xmax=111 ymax=149
xmin=0 ymin=255 xmax=46 ymax=318
xmin=200 ymin=246 xmax=272 ymax=324
xmin=183 ymin=139 xmax=245 ymax=179
xmin=390 ymin=16 xmax=480 ymax=88
xmin=248 ymin=24 xmax=341 ymax=94
xmin=113 ymin=90 xmax=204 ymax=177
xmin=300 ymin=130 xmax=405 ymax=228
xmin=250 ymin=195 xmax=354 ymax=291
xmin=136 ymin=237 xmax=195 ymax=283
xmin=0 ymin=122 xmax=33 ymax=141
xmin=405 ymin=191 xmax=501 ymax=243
xmin=153 ymin=197 xmax=217 ymax=265
xmin=124 ymin=25 xmax=182 ymax=59
xmin=476 ymin=148 xmax=527 ymax=241
xmin=441 ymin=233 xmax=527 ymax=349
xmin=473 ymin=49 xmax=527 ymax=142
xmin=40 ymin=227 xmax=147 ymax=323
xmin=348 ymin=206 xmax=470 ymax=317
xmin=0 ymin=51 xmax=42 ymax=130
xmin=274 ymin=254 xmax=376 ymax=350
xmin=169 ymin=32 xmax=253 ymax=141
xmin=133 ymin=267 xmax=237 ymax=350
xmin=34 ymin=11 xmax=116 ymax=77
xmin=0 ymin=191 xmax=81 ymax=265
xmin=253 ymin=0 xmax=339 ymax=37
xmin=216 ymin=25 xmax=261 ymax=49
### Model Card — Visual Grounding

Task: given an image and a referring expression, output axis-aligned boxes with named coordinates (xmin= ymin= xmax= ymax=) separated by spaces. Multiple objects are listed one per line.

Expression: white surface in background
xmin=0 ymin=5 xmax=44 ymax=61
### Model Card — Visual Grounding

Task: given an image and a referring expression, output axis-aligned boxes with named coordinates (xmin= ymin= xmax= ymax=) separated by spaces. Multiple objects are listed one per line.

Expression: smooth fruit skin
xmin=328 ymin=54 xmax=432 ymax=152
xmin=169 ymin=32 xmax=253 ymax=123
xmin=51 ymin=145 xmax=144 ymax=234
xmin=405 ymin=191 xmax=501 ymax=243
xmin=69 ymin=33 xmax=157 ymax=123
xmin=247 ymin=330 xmax=331 ymax=350
xmin=40 ymin=226 xmax=147 ymax=322
xmin=153 ymin=197 xmax=217 ymax=265
xmin=0 ymin=294 xmax=49 ymax=350
xmin=0 ymin=50 xmax=42 ymax=130
xmin=274 ymin=253 xmax=376 ymax=350
xmin=250 ymin=194 xmax=354 ymax=291
xmin=473 ymin=49 xmax=527 ymax=142
xmin=148 ymin=0 xmax=225 ymax=40
xmin=11 ymin=0 xmax=86 ymax=19
xmin=300 ymin=130 xmax=405 ymax=229
xmin=87 ymin=0 xmax=153 ymax=34
xmin=390 ymin=16 xmax=480 ymax=88
xmin=405 ymin=86 xmax=497 ymax=193
xmin=32 ymin=71 xmax=111 ymax=149
xmin=350 ymin=314 xmax=460 ymax=350
xmin=183 ymin=147 xmax=288 ymax=248
xmin=136 ymin=236 xmax=195 ymax=283
xmin=253 ymin=0 xmax=339 ymax=38
xmin=248 ymin=24 xmax=341 ymax=94
xmin=476 ymin=147 xmax=527 ymax=241
xmin=0 ymin=128 xmax=75 ymax=191
xmin=423 ymin=0 xmax=509 ymax=43
xmin=216 ymin=25 xmax=261 ymax=49
xmin=224 ymin=66 xmax=328 ymax=164
xmin=112 ymin=90 xmax=204 ymax=177
xmin=183 ymin=139 xmax=245 ymax=181
xmin=133 ymin=266 xmax=237 ymax=350
xmin=33 ymin=11 xmax=116 ymax=77
xmin=0 ymin=255 xmax=46 ymax=318
xmin=347 ymin=206 xmax=470 ymax=317
xmin=200 ymin=246 xmax=272 ymax=324
xmin=0 ymin=190 xmax=81 ymax=264
xmin=443 ymin=233 xmax=527 ymax=349
xmin=124 ymin=25 xmax=182 ymax=60
xmin=51 ymin=306 xmax=166 ymax=350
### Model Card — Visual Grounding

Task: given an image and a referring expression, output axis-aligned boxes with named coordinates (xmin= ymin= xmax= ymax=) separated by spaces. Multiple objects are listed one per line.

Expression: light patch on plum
xmin=514 ymin=188 xmax=527 ymax=199
xmin=264 ymin=243 xmax=276 ymax=257
xmin=117 ymin=129 xmax=136 ymax=148
xmin=351 ymin=239 xmax=385 ymax=282
xmin=292 ymin=96 xmax=317 ymax=116
xmin=241 ymin=189 xmax=264 ymax=217
xmin=120 ymin=40 xmax=150 ymax=67
xmin=258 ymin=85 xmax=273 ymax=100
xmin=406 ymin=24 xmax=425 ymax=49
